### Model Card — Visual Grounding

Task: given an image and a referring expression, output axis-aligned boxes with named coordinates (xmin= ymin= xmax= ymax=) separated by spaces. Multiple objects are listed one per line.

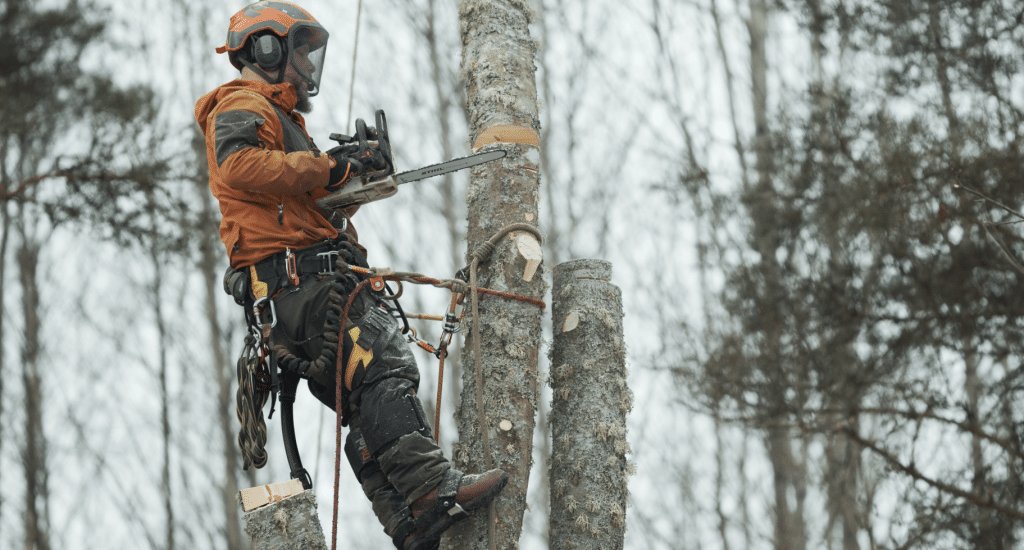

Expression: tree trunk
xmin=445 ymin=2 xmax=544 ymax=549
xmin=191 ymin=123 xmax=249 ymax=550
xmin=0 ymin=155 xmax=9 ymax=535
xmin=242 ymin=491 xmax=327 ymax=550
xmin=18 ymin=214 xmax=49 ymax=550
xmin=825 ymin=422 xmax=860 ymax=550
xmin=549 ymin=259 xmax=629 ymax=550
xmin=714 ymin=417 xmax=731 ymax=550
xmin=765 ymin=427 xmax=806 ymax=550
xmin=747 ymin=0 xmax=808 ymax=546
xmin=146 ymin=195 xmax=175 ymax=550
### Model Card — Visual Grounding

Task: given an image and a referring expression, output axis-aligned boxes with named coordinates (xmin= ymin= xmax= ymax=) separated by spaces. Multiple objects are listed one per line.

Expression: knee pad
xmin=358 ymin=378 xmax=432 ymax=456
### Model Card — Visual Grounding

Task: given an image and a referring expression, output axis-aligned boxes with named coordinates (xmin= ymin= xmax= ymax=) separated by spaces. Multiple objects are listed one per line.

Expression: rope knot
xmin=471 ymin=241 xmax=497 ymax=263
xmin=448 ymin=279 xmax=468 ymax=295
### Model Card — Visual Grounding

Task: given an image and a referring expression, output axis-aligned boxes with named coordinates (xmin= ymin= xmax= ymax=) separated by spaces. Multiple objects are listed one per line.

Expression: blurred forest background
xmin=4 ymin=0 xmax=1024 ymax=548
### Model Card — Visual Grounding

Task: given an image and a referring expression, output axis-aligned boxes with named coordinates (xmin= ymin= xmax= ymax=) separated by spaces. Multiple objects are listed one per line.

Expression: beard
xmin=294 ymin=83 xmax=312 ymax=114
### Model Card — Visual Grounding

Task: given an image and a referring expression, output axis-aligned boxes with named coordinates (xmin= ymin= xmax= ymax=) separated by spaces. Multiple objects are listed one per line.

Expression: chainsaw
xmin=316 ymin=109 xmax=506 ymax=210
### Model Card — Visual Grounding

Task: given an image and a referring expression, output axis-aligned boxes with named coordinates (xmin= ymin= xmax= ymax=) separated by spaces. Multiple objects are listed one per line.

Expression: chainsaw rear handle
xmin=374 ymin=110 xmax=393 ymax=177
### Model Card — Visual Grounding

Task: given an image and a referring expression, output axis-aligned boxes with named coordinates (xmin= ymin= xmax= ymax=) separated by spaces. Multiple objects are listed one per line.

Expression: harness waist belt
xmin=252 ymin=239 xmax=347 ymax=295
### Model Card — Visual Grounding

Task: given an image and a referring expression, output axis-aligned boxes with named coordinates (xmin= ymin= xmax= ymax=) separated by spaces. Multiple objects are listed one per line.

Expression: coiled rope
xmin=236 ymin=332 xmax=270 ymax=470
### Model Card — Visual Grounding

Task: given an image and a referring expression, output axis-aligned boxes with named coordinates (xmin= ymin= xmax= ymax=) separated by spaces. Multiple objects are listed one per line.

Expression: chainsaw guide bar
xmin=317 ymin=149 xmax=507 ymax=210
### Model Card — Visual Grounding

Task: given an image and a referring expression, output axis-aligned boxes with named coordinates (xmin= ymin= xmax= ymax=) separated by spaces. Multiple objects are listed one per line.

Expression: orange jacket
xmin=195 ymin=79 xmax=360 ymax=268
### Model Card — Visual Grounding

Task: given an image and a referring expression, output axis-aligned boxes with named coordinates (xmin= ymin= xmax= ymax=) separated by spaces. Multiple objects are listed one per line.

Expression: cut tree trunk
xmin=241 ymin=489 xmax=327 ymax=550
xmin=549 ymin=259 xmax=630 ymax=550
xmin=445 ymin=1 xmax=544 ymax=549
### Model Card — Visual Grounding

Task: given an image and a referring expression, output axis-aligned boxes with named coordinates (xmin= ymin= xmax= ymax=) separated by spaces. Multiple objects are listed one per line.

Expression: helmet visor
xmin=289 ymin=23 xmax=328 ymax=96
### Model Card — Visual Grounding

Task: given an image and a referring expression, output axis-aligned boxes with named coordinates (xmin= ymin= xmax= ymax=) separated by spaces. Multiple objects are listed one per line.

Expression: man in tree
xmin=193 ymin=3 xmax=508 ymax=549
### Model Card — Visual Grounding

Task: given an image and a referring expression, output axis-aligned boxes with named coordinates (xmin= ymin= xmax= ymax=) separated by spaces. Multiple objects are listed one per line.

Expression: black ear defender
xmin=252 ymin=34 xmax=284 ymax=70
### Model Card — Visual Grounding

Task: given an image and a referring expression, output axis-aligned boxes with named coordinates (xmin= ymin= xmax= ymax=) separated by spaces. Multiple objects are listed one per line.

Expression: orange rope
xmin=332 ymin=279 xmax=371 ymax=550
xmin=405 ymin=313 xmax=445 ymax=322
xmin=431 ymin=292 xmax=463 ymax=442
xmin=434 ymin=351 xmax=446 ymax=443
xmin=348 ymin=266 xmax=546 ymax=309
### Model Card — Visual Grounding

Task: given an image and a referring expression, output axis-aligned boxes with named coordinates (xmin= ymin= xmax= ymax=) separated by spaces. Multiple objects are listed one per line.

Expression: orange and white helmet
xmin=216 ymin=1 xmax=329 ymax=96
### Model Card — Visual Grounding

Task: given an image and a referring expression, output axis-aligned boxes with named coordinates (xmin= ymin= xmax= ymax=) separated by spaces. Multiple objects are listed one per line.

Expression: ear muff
xmin=252 ymin=34 xmax=284 ymax=71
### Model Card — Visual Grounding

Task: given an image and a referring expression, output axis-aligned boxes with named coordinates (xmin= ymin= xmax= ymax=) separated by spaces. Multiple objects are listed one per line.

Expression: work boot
xmin=409 ymin=468 xmax=509 ymax=539
xmin=390 ymin=516 xmax=438 ymax=550
xmin=403 ymin=530 xmax=439 ymax=550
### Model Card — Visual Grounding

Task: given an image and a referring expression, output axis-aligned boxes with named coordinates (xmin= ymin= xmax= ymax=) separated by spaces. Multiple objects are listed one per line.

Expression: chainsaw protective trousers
xmin=270 ymin=273 xmax=449 ymax=503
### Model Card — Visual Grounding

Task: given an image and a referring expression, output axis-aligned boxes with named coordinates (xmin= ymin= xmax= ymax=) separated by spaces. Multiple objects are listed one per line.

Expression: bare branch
xmin=841 ymin=425 xmax=1024 ymax=522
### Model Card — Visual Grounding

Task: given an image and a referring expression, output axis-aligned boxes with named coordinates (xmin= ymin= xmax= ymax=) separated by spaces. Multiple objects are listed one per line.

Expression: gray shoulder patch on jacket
xmin=215 ymin=110 xmax=266 ymax=166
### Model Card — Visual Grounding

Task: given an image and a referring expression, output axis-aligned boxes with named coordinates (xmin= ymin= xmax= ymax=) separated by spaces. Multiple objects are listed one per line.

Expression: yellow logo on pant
xmin=346 ymin=327 xmax=373 ymax=391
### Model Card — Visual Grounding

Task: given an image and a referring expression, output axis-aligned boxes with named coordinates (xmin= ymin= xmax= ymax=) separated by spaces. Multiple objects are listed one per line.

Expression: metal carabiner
xmin=317 ymin=250 xmax=340 ymax=275
xmin=285 ymin=247 xmax=300 ymax=287
xmin=442 ymin=311 xmax=461 ymax=335
xmin=252 ymin=296 xmax=278 ymax=330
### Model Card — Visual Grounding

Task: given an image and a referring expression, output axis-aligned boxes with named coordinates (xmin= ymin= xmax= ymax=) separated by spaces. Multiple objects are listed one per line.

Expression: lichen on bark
xmin=443 ymin=1 xmax=545 ymax=550
xmin=549 ymin=260 xmax=631 ymax=550
xmin=242 ymin=490 xmax=328 ymax=550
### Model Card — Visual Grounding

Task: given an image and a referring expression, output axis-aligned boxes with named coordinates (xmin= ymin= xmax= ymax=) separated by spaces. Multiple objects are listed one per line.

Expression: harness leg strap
xmin=279 ymin=371 xmax=312 ymax=489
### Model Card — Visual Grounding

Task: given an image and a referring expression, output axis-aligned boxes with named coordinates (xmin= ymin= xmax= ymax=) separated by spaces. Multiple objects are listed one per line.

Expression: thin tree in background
xmin=0 ymin=145 xmax=8 ymax=540
xmin=18 ymin=206 xmax=49 ymax=550
xmin=747 ymin=1 xmax=809 ymax=546
xmin=166 ymin=0 xmax=251 ymax=544
xmin=145 ymin=188 xmax=175 ymax=550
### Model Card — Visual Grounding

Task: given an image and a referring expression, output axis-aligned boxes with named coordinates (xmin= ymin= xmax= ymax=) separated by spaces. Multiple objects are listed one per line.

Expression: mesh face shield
xmin=289 ymin=24 xmax=328 ymax=96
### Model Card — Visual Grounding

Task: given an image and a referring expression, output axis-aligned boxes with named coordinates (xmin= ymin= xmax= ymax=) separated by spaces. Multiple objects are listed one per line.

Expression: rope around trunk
xmin=464 ymin=223 xmax=543 ymax=550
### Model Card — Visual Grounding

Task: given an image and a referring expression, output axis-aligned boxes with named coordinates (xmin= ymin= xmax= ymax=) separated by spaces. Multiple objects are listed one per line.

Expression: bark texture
xmin=549 ymin=260 xmax=629 ymax=550
xmin=445 ymin=2 xmax=544 ymax=549
xmin=242 ymin=491 xmax=327 ymax=550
